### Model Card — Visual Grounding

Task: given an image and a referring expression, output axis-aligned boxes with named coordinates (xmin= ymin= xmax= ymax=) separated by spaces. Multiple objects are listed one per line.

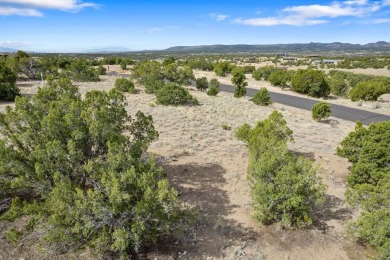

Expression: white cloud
xmin=0 ymin=6 xmax=41 ymax=16
xmin=0 ymin=0 xmax=97 ymax=16
xmin=234 ymin=0 xmax=384 ymax=27
xmin=282 ymin=2 xmax=380 ymax=18
xmin=383 ymin=0 xmax=390 ymax=6
xmin=344 ymin=0 xmax=368 ymax=5
xmin=209 ymin=13 xmax=229 ymax=22
xmin=0 ymin=0 xmax=97 ymax=11
xmin=0 ymin=41 xmax=30 ymax=47
xmin=234 ymin=16 xmax=328 ymax=26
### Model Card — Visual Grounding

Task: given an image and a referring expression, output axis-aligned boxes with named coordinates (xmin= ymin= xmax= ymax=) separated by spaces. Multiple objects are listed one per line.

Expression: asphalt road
xmin=219 ymin=83 xmax=389 ymax=125
xmin=108 ymin=72 xmax=389 ymax=125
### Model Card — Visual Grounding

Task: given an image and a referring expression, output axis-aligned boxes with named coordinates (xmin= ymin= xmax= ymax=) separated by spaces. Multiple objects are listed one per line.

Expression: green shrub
xmin=213 ymin=62 xmax=231 ymax=77
xmin=243 ymin=65 xmax=256 ymax=74
xmin=195 ymin=77 xmax=208 ymax=91
xmin=207 ymin=78 xmax=220 ymax=96
xmin=0 ymin=63 xmax=20 ymax=101
xmin=252 ymin=88 xmax=271 ymax=106
xmin=120 ymin=61 xmax=127 ymax=70
xmin=231 ymin=67 xmax=247 ymax=98
xmin=349 ymin=80 xmax=388 ymax=101
xmin=97 ymin=65 xmax=107 ymax=75
xmin=326 ymin=75 xmax=348 ymax=97
xmin=0 ymin=78 xmax=190 ymax=258
xmin=252 ymin=66 xmax=279 ymax=81
xmin=5 ymin=228 xmax=22 ymax=245
xmin=337 ymin=121 xmax=390 ymax=259
xmin=66 ymin=60 xmax=100 ymax=82
xmin=144 ymin=75 xmax=165 ymax=94
xmin=268 ymin=69 xmax=295 ymax=89
xmin=240 ymin=111 xmax=326 ymax=229
xmin=221 ymin=123 xmax=231 ymax=130
xmin=114 ymin=77 xmax=136 ymax=93
xmin=311 ymin=102 xmax=331 ymax=121
xmin=291 ymin=69 xmax=329 ymax=98
xmin=235 ymin=123 xmax=252 ymax=142
xmin=156 ymin=83 xmax=198 ymax=106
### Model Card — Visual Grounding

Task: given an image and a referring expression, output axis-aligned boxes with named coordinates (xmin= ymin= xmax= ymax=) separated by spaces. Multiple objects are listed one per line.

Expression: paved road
xmin=107 ymin=73 xmax=389 ymax=125
xmin=220 ymin=83 xmax=389 ymax=125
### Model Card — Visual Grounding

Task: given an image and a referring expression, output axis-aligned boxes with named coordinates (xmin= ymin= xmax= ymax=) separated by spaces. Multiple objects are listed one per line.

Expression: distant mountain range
xmin=163 ymin=41 xmax=390 ymax=54
xmin=80 ymin=47 xmax=132 ymax=53
xmin=1 ymin=42 xmax=390 ymax=54
xmin=0 ymin=47 xmax=18 ymax=53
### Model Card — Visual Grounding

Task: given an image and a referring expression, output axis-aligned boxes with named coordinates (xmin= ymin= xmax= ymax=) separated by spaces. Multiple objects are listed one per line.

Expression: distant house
xmin=314 ymin=59 xmax=340 ymax=65
xmin=282 ymin=57 xmax=297 ymax=61
xmin=0 ymin=53 xmax=9 ymax=58
xmin=247 ymin=57 xmax=256 ymax=62
xmin=323 ymin=59 xmax=340 ymax=65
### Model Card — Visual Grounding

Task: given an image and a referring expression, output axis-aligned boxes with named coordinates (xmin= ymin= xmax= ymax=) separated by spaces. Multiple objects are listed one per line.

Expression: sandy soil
xmin=193 ymin=70 xmax=390 ymax=116
xmin=0 ymin=76 xmax=376 ymax=259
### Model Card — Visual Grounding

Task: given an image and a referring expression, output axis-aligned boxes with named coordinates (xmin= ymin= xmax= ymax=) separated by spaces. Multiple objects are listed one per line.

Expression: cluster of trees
xmin=252 ymin=66 xmax=296 ymax=89
xmin=195 ymin=77 xmax=220 ymax=96
xmin=3 ymin=52 xmax=107 ymax=82
xmin=0 ymin=78 xmax=191 ymax=258
xmin=0 ymin=62 xmax=20 ymax=101
xmin=327 ymin=70 xmax=390 ymax=101
xmin=132 ymin=60 xmax=198 ymax=106
xmin=337 ymin=121 xmax=390 ymax=259
xmin=235 ymin=112 xmax=326 ymax=228
xmin=336 ymin=57 xmax=390 ymax=69
xmin=213 ymin=61 xmax=236 ymax=77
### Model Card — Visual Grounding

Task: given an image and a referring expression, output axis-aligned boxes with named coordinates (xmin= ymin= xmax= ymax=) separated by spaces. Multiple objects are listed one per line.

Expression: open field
xmin=0 ymin=75 xmax=376 ymax=259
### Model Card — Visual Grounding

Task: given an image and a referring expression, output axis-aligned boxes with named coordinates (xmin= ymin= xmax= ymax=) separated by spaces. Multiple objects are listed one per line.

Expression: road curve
xmin=220 ymin=83 xmax=389 ymax=125
xmin=108 ymin=72 xmax=389 ymax=125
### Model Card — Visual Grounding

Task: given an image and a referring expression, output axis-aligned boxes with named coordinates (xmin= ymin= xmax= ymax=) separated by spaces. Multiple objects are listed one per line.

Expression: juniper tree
xmin=0 ymin=77 xmax=189 ymax=258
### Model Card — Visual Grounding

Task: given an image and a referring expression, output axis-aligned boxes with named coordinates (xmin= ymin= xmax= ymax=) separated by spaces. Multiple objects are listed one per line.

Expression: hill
xmin=163 ymin=41 xmax=390 ymax=54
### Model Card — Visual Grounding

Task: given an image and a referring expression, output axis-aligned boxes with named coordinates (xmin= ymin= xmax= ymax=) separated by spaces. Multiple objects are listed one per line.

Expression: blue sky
xmin=1 ymin=0 xmax=390 ymax=52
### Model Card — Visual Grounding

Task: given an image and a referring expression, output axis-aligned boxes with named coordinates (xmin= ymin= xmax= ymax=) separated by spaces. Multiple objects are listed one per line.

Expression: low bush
xmin=0 ymin=63 xmax=20 ymax=101
xmin=311 ymin=102 xmax=332 ymax=121
xmin=207 ymin=78 xmax=220 ymax=96
xmin=196 ymin=77 xmax=208 ymax=91
xmin=156 ymin=83 xmax=198 ymax=106
xmin=349 ymin=80 xmax=388 ymax=101
xmin=115 ymin=77 xmax=136 ymax=93
xmin=97 ymin=65 xmax=107 ymax=75
xmin=291 ymin=69 xmax=329 ymax=98
xmin=236 ymin=111 xmax=326 ymax=228
xmin=144 ymin=75 xmax=165 ymax=94
xmin=252 ymin=88 xmax=271 ymax=106
xmin=337 ymin=121 xmax=390 ymax=259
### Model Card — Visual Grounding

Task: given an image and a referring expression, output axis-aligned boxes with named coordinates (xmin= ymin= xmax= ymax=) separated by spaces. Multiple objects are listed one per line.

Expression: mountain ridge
xmin=163 ymin=41 xmax=390 ymax=53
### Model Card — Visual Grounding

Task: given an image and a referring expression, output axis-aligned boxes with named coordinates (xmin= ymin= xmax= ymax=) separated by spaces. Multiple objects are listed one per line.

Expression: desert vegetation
xmin=236 ymin=112 xmax=326 ymax=228
xmin=0 ymin=52 xmax=389 ymax=259
xmin=337 ymin=121 xmax=390 ymax=259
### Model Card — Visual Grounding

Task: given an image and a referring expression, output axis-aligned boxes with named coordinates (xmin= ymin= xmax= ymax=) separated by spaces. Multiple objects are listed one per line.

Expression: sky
xmin=1 ymin=0 xmax=390 ymax=52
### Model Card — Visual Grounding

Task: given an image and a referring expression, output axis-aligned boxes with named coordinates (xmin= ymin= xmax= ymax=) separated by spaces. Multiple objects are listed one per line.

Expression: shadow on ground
xmin=144 ymin=160 xmax=258 ymax=258
xmin=313 ymin=194 xmax=353 ymax=232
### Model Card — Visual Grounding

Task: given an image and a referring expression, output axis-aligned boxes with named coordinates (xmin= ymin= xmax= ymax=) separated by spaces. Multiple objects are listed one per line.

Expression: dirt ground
xmin=0 ymin=75 xmax=378 ymax=259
